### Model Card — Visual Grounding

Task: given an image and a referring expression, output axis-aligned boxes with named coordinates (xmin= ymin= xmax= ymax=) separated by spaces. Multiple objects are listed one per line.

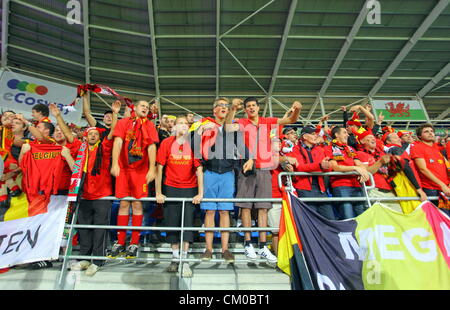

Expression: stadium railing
xmin=57 ymin=171 xmax=437 ymax=290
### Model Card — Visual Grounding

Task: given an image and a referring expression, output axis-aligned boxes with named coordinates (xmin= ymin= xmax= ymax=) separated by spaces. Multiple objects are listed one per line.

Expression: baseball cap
xmin=300 ymin=126 xmax=316 ymax=136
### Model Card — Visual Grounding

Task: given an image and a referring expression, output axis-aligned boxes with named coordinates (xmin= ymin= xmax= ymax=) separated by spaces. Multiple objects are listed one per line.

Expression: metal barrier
xmin=57 ymin=171 xmax=435 ymax=290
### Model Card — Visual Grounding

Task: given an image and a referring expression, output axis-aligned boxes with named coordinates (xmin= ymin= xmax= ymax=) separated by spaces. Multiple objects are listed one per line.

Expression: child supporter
xmin=155 ymin=116 xmax=203 ymax=277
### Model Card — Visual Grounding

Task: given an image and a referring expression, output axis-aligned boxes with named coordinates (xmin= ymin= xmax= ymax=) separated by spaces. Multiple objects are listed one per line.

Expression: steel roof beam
xmin=368 ymin=0 xmax=450 ymax=97
xmin=11 ymin=0 xmax=68 ymax=22
xmin=319 ymin=2 xmax=369 ymax=97
xmin=147 ymin=0 xmax=160 ymax=105
xmin=82 ymin=0 xmax=90 ymax=83
xmin=1 ymin=0 xmax=10 ymax=68
xmin=434 ymin=106 xmax=450 ymax=120
xmin=220 ymin=0 xmax=276 ymax=38
xmin=267 ymin=0 xmax=297 ymax=100
xmin=417 ymin=62 xmax=450 ymax=97
xmin=216 ymin=0 xmax=220 ymax=98
xmin=220 ymin=41 xmax=268 ymax=95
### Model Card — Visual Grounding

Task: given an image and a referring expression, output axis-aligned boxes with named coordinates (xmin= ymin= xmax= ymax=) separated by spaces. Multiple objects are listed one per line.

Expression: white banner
xmin=0 ymin=69 xmax=81 ymax=124
xmin=0 ymin=196 xmax=69 ymax=268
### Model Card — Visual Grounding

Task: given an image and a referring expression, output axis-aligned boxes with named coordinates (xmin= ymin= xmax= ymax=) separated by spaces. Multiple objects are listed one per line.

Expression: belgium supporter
xmin=109 ymin=100 xmax=159 ymax=259
xmin=196 ymin=98 xmax=250 ymax=264
xmin=82 ymin=92 xmax=113 ymax=139
xmin=18 ymin=107 xmax=76 ymax=270
xmin=383 ymin=132 xmax=427 ymax=202
xmin=411 ymin=124 xmax=450 ymax=214
xmin=225 ymin=97 xmax=301 ymax=263
xmin=70 ymin=100 xmax=120 ymax=276
xmin=355 ymin=130 xmax=402 ymax=212
xmin=155 ymin=116 xmax=203 ymax=277
xmin=31 ymin=103 xmax=51 ymax=125
xmin=288 ymin=126 xmax=335 ymax=220
xmin=158 ymin=114 xmax=172 ymax=143
xmin=397 ymin=130 xmax=415 ymax=155
xmin=326 ymin=126 xmax=370 ymax=219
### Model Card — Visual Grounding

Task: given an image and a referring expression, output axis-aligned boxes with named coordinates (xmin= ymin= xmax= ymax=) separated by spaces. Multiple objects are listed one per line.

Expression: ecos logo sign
xmin=3 ymin=78 xmax=70 ymax=115
xmin=7 ymin=79 xmax=49 ymax=96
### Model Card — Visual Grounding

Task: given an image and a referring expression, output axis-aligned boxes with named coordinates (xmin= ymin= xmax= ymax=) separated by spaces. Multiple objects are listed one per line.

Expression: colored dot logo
xmin=7 ymin=79 xmax=48 ymax=96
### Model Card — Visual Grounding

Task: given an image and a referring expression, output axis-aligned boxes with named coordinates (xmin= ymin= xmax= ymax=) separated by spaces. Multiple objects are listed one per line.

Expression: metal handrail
xmin=57 ymin=193 xmax=440 ymax=290
xmin=277 ymin=171 xmax=376 ymax=191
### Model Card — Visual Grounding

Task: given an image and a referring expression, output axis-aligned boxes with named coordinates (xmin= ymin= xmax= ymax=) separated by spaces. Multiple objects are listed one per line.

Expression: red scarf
xmin=0 ymin=126 xmax=14 ymax=161
xmin=331 ymin=139 xmax=356 ymax=161
xmin=127 ymin=117 xmax=154 ymax=161
xmin=68 ymin=84 xmax=133 ymax=112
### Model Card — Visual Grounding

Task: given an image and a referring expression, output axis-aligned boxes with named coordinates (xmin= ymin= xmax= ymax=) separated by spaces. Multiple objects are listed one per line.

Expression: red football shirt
xmin=238 ymin=117 xmax=279 ymax=169
xmin=410 ymin=141 xmax=449 ymax=190
xmin=82 ymin=138 xmax=114 ymax=200
xmin=20 ymin=143 xmax=64 ymax=203
xmin=325 ymin=145 xmax=361 ymax=188
xmin=157 ymin=136 xmax=202 ymax=188
xmin=113 ymin=117 xmax=159 ymax=169
xmin=357 ymin=150 xmax=391 ymax=191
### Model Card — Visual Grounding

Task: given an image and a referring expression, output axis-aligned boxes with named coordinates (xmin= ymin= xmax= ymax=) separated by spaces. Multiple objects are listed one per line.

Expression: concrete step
xmin=0 ymin=258 xmax=290 ymax=290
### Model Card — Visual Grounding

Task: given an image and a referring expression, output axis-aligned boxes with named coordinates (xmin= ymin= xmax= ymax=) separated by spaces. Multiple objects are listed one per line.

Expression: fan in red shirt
xmin=31 ymin=103 xmax=51 ymax=126
xmin=286 ymin=126 xmax=335 ymax=220
xmin=383 ymin=132 xmax=428 ymax=202
xmin=70 ymin=100 xmax=120 ymax=275
xmin=155 ymin=116 xmax=203 ymax=275
xmin=109 ymin=100 xmax=159 ymax=259
xmin=224 ymin=97 xmax=301 ymax=263
xmin=410 ymin=124 xmax=450 ymax=214
xmin=354 ymin=130 xmax=410 ymax=212
xmin=0 ymin=111 xmax=22 ymax=208
xmin=18 ymin=108 xmax=77 ymax=198
xmin=325 ymin=126 xmax=370 ymax=219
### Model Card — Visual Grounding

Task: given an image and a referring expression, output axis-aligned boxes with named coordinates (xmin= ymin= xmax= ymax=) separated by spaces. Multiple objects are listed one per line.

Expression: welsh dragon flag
xmin=372 ymin=100 xmax=428 ymax=121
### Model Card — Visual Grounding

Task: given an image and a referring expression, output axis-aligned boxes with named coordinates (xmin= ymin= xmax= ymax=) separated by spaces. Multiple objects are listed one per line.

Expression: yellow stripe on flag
xmin=188 ymin=120 xmax=211 ymax=132
xmin=4 ymin=193 xmax=29 ymax=221
xmin=277 ymin=195 xmax=300 ymax=276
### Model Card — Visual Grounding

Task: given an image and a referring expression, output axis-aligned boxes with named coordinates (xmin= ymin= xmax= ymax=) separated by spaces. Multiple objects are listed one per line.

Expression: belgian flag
xmin=277 ymin=190 xmax=314 ymax=290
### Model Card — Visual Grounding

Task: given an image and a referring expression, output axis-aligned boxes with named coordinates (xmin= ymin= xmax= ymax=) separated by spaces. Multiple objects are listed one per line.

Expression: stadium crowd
xmin=0 ymin=94 xmax=449 ymax=277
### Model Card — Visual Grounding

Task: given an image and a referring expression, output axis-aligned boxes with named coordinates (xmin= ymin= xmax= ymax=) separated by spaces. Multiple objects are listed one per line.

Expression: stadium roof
xmin=1 ymin=0 xmax=450 ymax=125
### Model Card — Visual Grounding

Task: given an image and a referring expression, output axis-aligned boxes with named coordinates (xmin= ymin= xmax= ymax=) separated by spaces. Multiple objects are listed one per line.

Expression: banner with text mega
xmin=372 ymin=99 xmax=428 ymax=121
xmin=0 ymin=70 xmax=81 ymax=124
xmin=0 ymin=195 xmax=69 ymax=268
xmin=283 ymin=193 xmax=450 ymax=290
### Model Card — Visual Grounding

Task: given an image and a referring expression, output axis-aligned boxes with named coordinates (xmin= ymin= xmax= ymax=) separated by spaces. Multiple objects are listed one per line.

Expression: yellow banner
xmin=356 ymin=203 xmax=450 ymax=290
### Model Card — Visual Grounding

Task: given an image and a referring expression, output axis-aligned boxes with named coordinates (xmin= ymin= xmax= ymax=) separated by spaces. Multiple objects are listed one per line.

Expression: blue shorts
xmin=200 ymin=170 xmax=235 ymax=211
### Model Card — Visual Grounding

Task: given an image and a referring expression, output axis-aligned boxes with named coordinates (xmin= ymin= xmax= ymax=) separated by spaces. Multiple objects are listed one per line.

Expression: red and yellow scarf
xmin=331 ymin=139 xmax=357 ymax=161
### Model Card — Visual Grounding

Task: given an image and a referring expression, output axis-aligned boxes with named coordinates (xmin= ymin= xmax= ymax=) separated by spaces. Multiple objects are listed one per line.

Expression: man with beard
xmin=109 ymin=100 xmax=159 ymax=259
xmin=70 ymin=101 xmax=120 ymax=276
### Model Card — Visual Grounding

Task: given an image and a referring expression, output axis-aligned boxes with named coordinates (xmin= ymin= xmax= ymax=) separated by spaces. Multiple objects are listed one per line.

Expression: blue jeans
xmin=296 ymin=187 xmax=336 ymax=220
xmin=332 ymin=186 xmax=366 ymax=220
